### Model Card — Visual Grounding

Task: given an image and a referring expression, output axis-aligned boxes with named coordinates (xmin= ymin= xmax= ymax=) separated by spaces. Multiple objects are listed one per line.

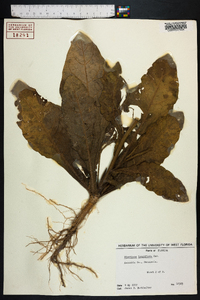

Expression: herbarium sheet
xmin=4 ymin=19 xmax=197 ymax=295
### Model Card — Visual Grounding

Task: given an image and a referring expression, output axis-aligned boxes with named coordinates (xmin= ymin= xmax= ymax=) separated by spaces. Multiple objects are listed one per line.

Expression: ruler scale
xmin=11 ymin=4 xmax=115 ymax=19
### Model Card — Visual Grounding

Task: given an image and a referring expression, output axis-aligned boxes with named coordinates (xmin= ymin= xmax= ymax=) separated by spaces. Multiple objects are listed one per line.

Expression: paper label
xmin=116 ymin=243 xmax=196 ymax=295
xmin=160 ymin=21 xmax=193 ymax=32
xmin=6 ymin=22 xmax=34 ymax=39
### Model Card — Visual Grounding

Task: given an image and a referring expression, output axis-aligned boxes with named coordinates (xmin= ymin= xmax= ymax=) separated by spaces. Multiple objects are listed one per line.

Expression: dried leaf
xmin=125 ymin=114 xmax=181 ymax=166
xmin=122 ymin=54 xmax=179 ymax=134
xmin=60 ymin=32 xmax=110 ymax=193
xmin=111 ymin=162 xmax=188 ymax=202
xmin=13 ymin=81 xmax=89 ymax=189
xmin=142 ymin=163 xmax=188 ymax=202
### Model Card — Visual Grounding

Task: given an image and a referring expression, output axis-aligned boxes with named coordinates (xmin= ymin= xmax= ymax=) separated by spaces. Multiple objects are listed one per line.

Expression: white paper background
xmin=4 ymin=19 xmax=197 ymax=295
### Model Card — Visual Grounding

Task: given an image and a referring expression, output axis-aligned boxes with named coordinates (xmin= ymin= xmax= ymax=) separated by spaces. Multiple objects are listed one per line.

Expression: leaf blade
xmin=126 ymin=114 xmax=182 ymax=166
xmin=60 ymin=32 xmax=110 ymax=192
xmin=14 ymin=82 xmax=89 ymax=190
xmin=122 ymin=54 xmax=179 ymax=134
xmin=111 ymin=162 xmax=188 ymax=202
xmin=142 ymin=163 xmax=188 ymax=202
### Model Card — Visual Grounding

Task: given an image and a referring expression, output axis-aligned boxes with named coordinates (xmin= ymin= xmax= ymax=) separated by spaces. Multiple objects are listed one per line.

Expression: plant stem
xmin=100 ymin=119 xmax=138 ymax=186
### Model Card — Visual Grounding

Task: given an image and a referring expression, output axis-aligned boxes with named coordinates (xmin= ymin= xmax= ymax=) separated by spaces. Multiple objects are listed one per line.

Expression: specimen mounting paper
xmin=4 ymin=19 xmax=197 ymax=295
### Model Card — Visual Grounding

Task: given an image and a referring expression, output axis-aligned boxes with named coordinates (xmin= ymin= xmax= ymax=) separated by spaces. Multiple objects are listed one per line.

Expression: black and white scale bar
xmin=11 ymin=4 xmax=115 ymax=19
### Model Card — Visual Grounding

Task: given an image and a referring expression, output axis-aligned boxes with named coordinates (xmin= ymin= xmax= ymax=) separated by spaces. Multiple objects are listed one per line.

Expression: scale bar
xmin=11 ymin=4 xmax=115 ymax=19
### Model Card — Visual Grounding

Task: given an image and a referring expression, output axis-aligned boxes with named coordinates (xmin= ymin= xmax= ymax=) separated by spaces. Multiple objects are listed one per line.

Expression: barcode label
xmin=160 ymin=21 xmax=193 ymax=32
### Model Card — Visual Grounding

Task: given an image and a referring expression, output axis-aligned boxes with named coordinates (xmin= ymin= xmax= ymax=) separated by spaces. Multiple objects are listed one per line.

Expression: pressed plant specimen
xmin=12 ymin=32 xmax=188 ymax=287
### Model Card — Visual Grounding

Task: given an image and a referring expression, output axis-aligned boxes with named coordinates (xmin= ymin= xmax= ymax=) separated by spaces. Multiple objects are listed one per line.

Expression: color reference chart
xmin=116 ymin=6 xmax=130 ymax=18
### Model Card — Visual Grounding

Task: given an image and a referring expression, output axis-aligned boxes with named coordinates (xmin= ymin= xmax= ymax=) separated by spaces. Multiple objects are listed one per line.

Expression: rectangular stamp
xmin=6 ymin=22 xmax=35 ymax=39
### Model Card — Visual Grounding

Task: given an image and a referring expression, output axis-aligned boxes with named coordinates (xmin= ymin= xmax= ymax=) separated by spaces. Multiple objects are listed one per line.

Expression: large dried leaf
xmin=13 ymin=81 xmax=89 ymax=189
xmin=125 ymin=114 xmax=181 ymax=166
xmin=60 ymin=32 xmax=110 ymax=193
xmin=141 ymin=163 xmax=188 ymax=202
xmin=111 ymin=162 xmax=188 ymax=202
xmin=122 ymin=54 xmax=179 ymax=134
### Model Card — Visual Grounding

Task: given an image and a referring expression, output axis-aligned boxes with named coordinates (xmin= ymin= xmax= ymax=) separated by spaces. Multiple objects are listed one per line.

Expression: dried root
xmin=24 ymin=184 xmax=99 ymax=287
